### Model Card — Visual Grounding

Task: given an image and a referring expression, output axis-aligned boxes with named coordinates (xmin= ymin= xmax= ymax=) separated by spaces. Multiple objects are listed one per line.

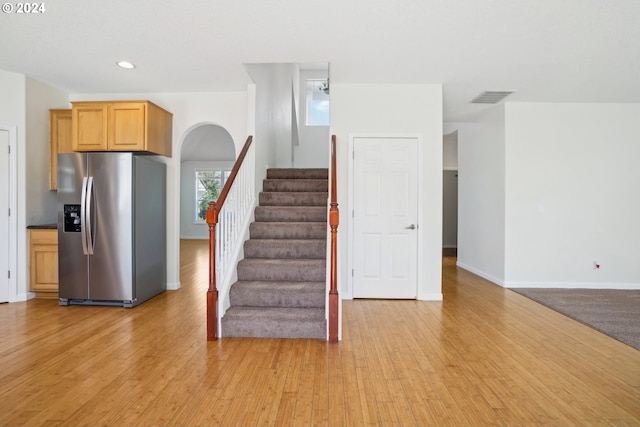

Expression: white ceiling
xmin=1 ymin=0 xmax=639 ymax=121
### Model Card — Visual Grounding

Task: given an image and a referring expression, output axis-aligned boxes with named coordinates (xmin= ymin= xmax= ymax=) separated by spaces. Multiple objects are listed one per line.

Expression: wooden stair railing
xmin=329 ymin=135 xmax=339 ymax=343
xmin=206 ymin=136 xmax=254 ymax=341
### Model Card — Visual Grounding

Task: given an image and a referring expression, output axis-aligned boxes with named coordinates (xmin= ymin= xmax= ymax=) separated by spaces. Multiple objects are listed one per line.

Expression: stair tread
xmin=244 ymin=239 xmax=326 ymax=259
xmin=245 ymin=238 xmax=325 ymax=243
xmin=237 ymin=258 xmax=325 ymax=282
xmin=264 ymin=179 xmax=328 ymax=182
xmin=252 ymin=221 xmax=326 ymax=225
xmin=263 ymin=179 xmax=328 ymax=188
xmin=232 ymin=280 xmax=325 ymax=289
xmin=259 ymin=192 xmax=328 ymax=207
xmin=255 ymin=206 xmax=326 ymax=211
xmin=253 ymin=208 xmax=327 ymax=222
xmin=250 ymin=222 xmax=326 ymax=240
xmin=239 ymin=258 xmax=326 ymax=265
xmin=230 ymin=280 xmax=325 ymax=308
xmin=224 ymin=306 xmax=325 ymax=320
xmin=234 ymin=280 xmax=326 ymax=287
xmin=261 ymin=191 xmax=328 ymax=195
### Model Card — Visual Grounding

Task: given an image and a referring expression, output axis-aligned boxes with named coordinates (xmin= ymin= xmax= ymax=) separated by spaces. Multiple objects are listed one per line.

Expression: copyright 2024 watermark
xmin=2 ymin=2 xmax=46 ymax=13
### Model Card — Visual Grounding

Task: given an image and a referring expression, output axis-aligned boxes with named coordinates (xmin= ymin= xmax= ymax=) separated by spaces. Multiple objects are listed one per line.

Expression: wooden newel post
xmin=206 ymin=201 xmax=219 ymax=341
xmin=328 ymin=135 xmax=339 ymax=343
xmin=329 ymin=203 xmax=339 ymax=343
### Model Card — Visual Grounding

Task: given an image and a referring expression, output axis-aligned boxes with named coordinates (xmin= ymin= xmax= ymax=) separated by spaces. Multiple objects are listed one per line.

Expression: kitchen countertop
xmin=27 ymin=224 xmax=57 ymax=229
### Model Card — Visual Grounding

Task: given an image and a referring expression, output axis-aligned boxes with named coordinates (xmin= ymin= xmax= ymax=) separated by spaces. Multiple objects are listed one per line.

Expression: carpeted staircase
xmin=221 ymin=168 xmax=328 ymax=339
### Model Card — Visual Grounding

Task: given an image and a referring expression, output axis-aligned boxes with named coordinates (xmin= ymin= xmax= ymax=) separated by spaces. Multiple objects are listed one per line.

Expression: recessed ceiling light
xmin=116 ymin=60 xmax=136 ymax=69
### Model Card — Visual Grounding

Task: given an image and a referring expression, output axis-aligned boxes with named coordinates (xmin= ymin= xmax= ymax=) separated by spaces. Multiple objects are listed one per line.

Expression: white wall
xmin=71 ymin=91 xmax=249 ymax=290
xmin=449 ymin=105 xmax=506 ymax=286
xmin=245 ymin=63 xmax=299 ymax=186
xmin=246 ymin=65 xmax=330 ymax=171
xmin=0 ymin=70 xmax=29 ymax=300
xmin=25 ymin=77 xmax=70 ymax=225
xmin=504 ymin=103 xmax=640 ymax=289
xmin=244 ymin=64 xmax=277 ymax=192
xmin=294 ymin=70 xmax=330 ymax=168
xmin=331 ymin=83 xmax=443 ymax=300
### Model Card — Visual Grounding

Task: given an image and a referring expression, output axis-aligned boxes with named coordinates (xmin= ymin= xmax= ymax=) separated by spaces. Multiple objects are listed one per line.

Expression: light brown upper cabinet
xmin=49 ymin=109 xmax=73 ymax=190
xmin=71 ymin=101 xmax=173 ymax=157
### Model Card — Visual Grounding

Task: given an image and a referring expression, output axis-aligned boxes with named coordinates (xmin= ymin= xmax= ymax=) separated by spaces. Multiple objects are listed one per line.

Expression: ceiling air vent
xmin=471 ymin=91 xmax=514 ymax=104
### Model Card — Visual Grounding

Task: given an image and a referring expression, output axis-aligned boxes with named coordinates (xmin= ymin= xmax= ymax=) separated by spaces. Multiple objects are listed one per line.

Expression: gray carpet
xmin=512 ymin=288 xmax=640 ymax=351
xmin=221 ymin=168 xmax=328 ymax=339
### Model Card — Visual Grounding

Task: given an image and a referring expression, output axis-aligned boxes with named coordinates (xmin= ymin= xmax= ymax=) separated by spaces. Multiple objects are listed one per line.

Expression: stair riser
xmin=254 ymin=206 xmax=327 ymax=222
xmin=237 ymin=260 xmax=326 ymax=282
xmin=230 ymin=286 xmax=325 ymax=308
xmin=222 ymin=306 xmax=326 ymax=339
xmin=244 ymin=240 xmax=326 ymax=259
xmin=250 ymin=223 xmax=326 ymax=239
xmin=266 ymin=168 xmax=328 ymax=180
xmin=263 ymin=179 xmax=328 ymax=192
xmin=221 ymin=318 xmax=326 ymax=339
xmin=259 ymin=192 xmax=328 ymax=206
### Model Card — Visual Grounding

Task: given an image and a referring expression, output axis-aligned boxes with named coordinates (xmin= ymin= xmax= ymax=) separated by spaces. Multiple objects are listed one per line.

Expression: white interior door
xmin=0 ymin=130 xmax=10 ymax=303
xmin=352 ymin=136 xmax=419 ymax=299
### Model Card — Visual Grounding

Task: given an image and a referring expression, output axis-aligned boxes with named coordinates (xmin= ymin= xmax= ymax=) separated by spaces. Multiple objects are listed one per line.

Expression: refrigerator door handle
xmin=80 ymin=177 xmax=89 ymax=255
xmin=86 ymin=176 xmax=95 ymax=255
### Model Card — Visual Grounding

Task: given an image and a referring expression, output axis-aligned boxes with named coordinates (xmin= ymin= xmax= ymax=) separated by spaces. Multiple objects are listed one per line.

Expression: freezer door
xmin=87 ymin=153 xmax=134 ymax=301
xmin=58 ymin=153 xmax=89 ymax=300
xmin=133 ymin=155 xmax=167 ymax=303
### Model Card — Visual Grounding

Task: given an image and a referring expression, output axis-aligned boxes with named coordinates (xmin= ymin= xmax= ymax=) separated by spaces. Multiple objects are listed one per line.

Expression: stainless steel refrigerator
xmin=57 ymin=152 xmax=166 ymax=307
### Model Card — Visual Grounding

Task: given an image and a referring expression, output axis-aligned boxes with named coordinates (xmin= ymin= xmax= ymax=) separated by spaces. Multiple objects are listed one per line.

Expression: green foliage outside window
xmin=196 ymin=171 xmax=221 ymax=222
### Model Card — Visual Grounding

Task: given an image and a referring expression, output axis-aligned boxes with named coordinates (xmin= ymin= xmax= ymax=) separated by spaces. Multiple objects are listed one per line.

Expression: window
xmin=195 ymin=169 xmax=231 ymax=222
xmin=305 ymin=79 xmax=330 ymax=126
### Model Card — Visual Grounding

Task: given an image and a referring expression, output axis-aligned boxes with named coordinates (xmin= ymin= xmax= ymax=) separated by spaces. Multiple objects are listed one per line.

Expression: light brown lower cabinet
xmin=29 ymin=229 xmax=59 ymax=299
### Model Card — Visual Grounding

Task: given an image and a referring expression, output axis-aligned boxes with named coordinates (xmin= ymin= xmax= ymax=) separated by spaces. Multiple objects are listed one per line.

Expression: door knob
xmin=405 ymin=224 xmax=416 ymax=230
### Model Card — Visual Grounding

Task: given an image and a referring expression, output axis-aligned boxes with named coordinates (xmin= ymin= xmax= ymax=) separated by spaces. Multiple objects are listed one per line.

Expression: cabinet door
xmin=29 ymin=230 xmax=59 ymax=298
xmin=108 ymin=102 xmax=146 ymax=151
xmin=146 ymin=102 xmax=173 ymax=157
xmin=49 ymin=109 xmax=72 ymax=190
xmin=72 ymin=103 xmax=108 ymax=151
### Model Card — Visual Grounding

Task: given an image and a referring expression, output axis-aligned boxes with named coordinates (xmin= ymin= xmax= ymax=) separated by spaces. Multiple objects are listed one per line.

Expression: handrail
xmin=328 ymin=135 xmax=339 ymax=343
xmin=206 ymin=135 xmax=254 ymax=341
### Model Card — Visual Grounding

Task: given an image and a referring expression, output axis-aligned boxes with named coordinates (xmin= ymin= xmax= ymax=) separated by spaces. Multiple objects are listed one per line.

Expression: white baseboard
xmin=10 ymin=291 xmax=34 ymax=302
xmin=454 ymin=262 xmax=640 ymax=290
xmin=166 ymin=281 xmax=181 ymax=291
xmin=504 ymin=281 xmax=640 ymax=290
xmin=180 ymin=235 xmax=208 ymax=240
xmin=341 ymin=293 xmax=443 ymax=301
xmin=418 ymin=293 xmax=443 ymax=301
xmin=456 ymin=262 xmax=505 ymax=287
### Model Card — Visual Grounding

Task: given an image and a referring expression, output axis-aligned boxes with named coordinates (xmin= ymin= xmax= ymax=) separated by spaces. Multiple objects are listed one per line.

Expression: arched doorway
xmin=179 ymin=123 xmax=236 ymax=240
xmin=178 ymin=123 xmax=236 ymax=293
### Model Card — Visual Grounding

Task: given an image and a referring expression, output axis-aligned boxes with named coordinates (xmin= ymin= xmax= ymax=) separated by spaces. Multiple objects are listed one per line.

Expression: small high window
xmin=305 ymin=79 xmax=330 ymax=126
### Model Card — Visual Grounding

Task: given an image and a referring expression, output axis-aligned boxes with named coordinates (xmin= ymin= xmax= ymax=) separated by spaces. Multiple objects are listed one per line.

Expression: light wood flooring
xmin=1 ymin=239 xmax=639 ymax=426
